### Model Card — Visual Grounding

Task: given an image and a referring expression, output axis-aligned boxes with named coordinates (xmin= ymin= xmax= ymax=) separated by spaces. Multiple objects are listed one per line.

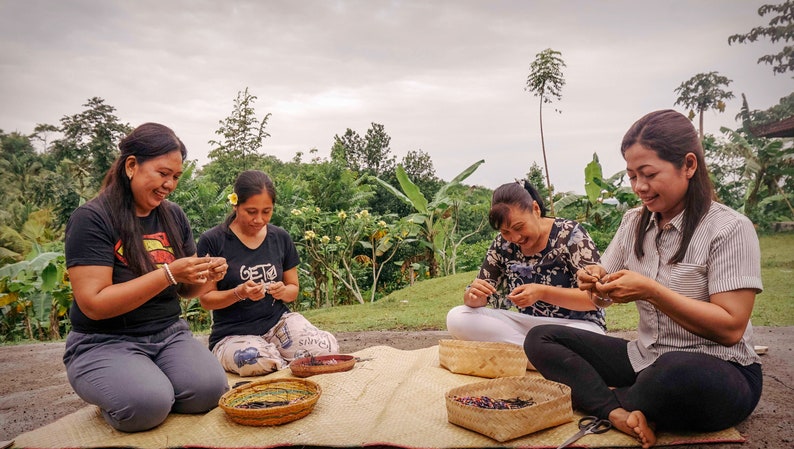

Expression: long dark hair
xmin=99 ymin=123 xmax=188 ymax=275
xmin=223 ymin=170 xmax=277 ymax=228
xmin=620 ymin=109 xmax=716 ymax=264
xmin=488 ymin=179 xmax=547 ymax=230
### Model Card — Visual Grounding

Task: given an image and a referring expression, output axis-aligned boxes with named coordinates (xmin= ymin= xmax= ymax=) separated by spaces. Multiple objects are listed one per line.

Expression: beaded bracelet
xmin=233 ymin=285 xmax=246 ymax=302
xmin=162 ymin=263 xmax=177 ymax=286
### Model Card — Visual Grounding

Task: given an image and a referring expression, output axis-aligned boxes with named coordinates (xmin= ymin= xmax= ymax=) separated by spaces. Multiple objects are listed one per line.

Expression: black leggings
xmin=524 ymin=325 xmax=763 ymax=432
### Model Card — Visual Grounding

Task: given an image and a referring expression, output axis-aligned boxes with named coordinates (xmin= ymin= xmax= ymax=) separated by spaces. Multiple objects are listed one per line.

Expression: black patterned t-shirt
xmin=477 ymin=217 xmax=606 ymax=330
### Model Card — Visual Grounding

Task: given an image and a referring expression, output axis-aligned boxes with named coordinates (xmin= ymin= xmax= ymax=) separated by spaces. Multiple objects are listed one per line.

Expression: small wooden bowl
xmin=289 ymin=354 xmax=356 ymax=378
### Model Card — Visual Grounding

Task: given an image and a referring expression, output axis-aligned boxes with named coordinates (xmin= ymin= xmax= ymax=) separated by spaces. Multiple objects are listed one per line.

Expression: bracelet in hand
xmin=233 ymin=285 xmax=246 ymax=302
xmin=162 ymin=263 xmax=177 ymax=286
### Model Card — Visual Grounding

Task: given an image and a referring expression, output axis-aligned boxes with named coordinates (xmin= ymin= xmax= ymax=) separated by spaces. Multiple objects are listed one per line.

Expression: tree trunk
xmin=539 ymin=99 xmax=555 ymax=215
xmin=698 ymin=109 xmax=705 ymax=140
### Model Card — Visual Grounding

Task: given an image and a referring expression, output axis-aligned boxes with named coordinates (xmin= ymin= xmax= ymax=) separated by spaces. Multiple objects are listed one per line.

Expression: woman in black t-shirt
xmin=63 ymin=123 xmax=229 ymax=433
xmin=197 ymin=170 xmax=338 ymax=376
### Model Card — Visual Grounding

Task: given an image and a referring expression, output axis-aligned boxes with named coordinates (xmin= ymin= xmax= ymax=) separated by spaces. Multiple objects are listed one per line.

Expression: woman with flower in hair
xmin=197 ymin=170 xmax=338 ymax=376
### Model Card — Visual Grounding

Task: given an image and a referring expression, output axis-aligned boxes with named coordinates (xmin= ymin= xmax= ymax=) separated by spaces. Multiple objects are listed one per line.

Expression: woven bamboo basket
xmin=219 ymin=378 xmax=321 ymax=426
xmin=289 ymin=354 xmax=356 ymax=378
xmin=438 ymin=339 xmax=528 ymax=378
xmin=445 ymin=376 xmax=573 ymax=442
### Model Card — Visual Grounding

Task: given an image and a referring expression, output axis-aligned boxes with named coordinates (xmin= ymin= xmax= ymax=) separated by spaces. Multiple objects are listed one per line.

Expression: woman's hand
xmin=168 ymin=255 xmax=218 ymax=285
xmin=267 ymin=281 xmax=290 ymax=300
xmin=238 ymin=280 xmax=268 ymax=301
xmin=506 ymin=284 xmax=547 ymax=309
xmin=464 ymin=278 xmax=497 ymax=307
xmin=205 ymin=256 xmax=228 ymax=283
xmin=593 ymin=270 xmax=655 ymax=304
xmin=577 ymin=265 xmax=607 ymax=292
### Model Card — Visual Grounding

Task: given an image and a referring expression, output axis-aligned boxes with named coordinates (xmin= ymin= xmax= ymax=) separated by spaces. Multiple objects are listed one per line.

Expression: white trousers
xmin=445 ymin=305 xmax=605 ymax=348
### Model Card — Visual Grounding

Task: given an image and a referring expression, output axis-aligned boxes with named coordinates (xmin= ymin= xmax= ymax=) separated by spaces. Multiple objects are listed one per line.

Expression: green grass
xmin=303 ymin=233 xmax=794 ymax=333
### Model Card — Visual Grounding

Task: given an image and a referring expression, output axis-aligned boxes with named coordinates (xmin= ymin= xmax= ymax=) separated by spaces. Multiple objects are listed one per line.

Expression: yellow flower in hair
xmin=227 ymin=193 xmax=238 ymax=206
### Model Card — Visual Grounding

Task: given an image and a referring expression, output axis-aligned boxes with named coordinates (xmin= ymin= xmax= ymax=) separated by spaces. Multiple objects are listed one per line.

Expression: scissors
xmin=556 ymin=416 xmax=612 ymax=448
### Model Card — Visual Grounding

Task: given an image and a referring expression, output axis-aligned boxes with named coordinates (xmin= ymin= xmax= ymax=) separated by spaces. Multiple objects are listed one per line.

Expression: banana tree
xmin=372 ymin=159 xmax=484 ymax=277
xmin=721 ymin=127 xmax=794 ymax=220
xmin=0 ymin=249 xmax=71 ymax=341
xmin=556 ymin=153 xmax=638 ymax=250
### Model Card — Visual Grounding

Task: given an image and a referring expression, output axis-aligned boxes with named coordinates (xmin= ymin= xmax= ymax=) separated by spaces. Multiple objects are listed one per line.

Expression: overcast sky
xmin=1 ymin=0 xmax=791 ymax=193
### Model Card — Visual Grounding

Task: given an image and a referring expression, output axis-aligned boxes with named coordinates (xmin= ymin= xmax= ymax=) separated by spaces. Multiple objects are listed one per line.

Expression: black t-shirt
xmin=197 ymin=223 xmax=300 ymax=350
xmin=64 ymin=197 xmax=195 ymax=335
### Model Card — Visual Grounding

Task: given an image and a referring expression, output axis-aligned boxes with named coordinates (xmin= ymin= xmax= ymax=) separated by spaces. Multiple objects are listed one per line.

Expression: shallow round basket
xmin=289 ymin=354 xmax=356 ymax=378
xmin=219 ymin=378 xmax=321 ymax=426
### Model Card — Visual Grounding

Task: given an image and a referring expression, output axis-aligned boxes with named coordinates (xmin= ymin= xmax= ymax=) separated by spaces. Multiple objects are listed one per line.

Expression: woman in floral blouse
xmin=446 ymin=179 xmax=605 ymax=356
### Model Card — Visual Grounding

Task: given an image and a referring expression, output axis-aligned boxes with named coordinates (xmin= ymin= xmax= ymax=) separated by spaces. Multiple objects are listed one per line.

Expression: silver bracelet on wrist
xmin=162 ymin=263 xmax=177 ymax=286
xmin=233 ymin=285 xmax=246 ymax=302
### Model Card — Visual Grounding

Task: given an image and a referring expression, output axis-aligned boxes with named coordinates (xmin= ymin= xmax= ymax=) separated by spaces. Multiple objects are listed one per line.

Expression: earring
xmin=127 ymin=172 xmax=133 ymax=180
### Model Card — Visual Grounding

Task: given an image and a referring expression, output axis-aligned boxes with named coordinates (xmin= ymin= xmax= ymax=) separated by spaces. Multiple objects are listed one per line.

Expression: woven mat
xmin=13 ymin=345 xmax=745 ymax=448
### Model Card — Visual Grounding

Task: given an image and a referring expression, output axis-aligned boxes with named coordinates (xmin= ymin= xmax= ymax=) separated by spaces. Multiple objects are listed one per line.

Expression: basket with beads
xmin=219 ymin=378 xmax=321 ymax=426
xmin=445 ymin=376 xmax=573 ymax=442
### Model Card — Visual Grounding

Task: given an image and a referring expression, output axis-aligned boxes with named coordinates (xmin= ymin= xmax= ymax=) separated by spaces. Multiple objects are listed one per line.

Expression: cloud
xmin=0 ymin=0 xmax=790 ymax=194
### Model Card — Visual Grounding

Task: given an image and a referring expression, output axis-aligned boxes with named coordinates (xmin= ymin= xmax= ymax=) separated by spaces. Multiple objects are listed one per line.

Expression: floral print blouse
xmin=477 ymin=217 xmax=606 ymax=330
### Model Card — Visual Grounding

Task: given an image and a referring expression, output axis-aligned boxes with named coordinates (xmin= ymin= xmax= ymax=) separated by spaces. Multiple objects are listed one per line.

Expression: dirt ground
xmin=1 ymin=327 xmax=792 ymax=448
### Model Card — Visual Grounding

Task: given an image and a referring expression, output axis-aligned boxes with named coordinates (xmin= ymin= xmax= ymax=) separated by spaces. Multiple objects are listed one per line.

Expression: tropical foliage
xmin=3 ymin=5 xmax=793 ymax=346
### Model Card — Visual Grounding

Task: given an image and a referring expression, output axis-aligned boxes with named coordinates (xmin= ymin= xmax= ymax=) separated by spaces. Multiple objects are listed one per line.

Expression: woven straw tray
xmin=438 ymin=339 xmax=528 ymax=378
xmin=445 ymin=376 xmax=573 ymax=442
xmin=219 ymin=378 xmax=321 ymax=426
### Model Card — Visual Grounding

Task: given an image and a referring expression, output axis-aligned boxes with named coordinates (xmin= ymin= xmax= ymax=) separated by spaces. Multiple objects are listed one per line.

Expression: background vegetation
xmin=302 ymin=231 xmax=794 ymax=332
xmin=1 ymin=1 xmax=792 ymax=342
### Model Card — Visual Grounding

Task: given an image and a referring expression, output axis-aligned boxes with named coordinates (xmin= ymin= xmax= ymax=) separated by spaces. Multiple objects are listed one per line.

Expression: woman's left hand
xmin=506 ymin=284 xmax=546 ymax=309
xmin=267 ymin=281 xmax=287 ymax=300
xmin=205 ymin=256 xmax=228 ymax=282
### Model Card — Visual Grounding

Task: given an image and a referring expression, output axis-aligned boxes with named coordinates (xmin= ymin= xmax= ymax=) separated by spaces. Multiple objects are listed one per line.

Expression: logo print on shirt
xmin=239 ymin=264 xmax=278 ymax=284
xmin=114 ymin=232 xmax=176 ymax=267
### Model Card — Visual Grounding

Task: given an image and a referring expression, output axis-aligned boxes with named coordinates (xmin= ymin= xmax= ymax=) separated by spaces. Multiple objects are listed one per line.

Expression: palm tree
xmin=525 ymin=48 xmax=566 ymax=215
xmin=674 ymin=72 xmax=734 ymax=139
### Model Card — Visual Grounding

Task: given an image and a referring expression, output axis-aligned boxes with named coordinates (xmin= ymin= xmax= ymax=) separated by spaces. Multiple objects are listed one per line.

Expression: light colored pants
xmin=63 ymin=319 xmax=229 ymax=433
xmin=213 ymin=312 xmax=339 ymax=377
xmin=446 ymin=305 xmax=605 ymax=347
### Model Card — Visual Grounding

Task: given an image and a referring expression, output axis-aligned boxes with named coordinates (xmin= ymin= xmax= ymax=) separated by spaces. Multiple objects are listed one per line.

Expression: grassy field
xmin=303 ymin=232 xmax=794 ymax=333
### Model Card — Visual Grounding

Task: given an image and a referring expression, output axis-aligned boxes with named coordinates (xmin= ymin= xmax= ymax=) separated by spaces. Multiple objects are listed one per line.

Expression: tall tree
xmin=401 ymin=149 xmax=441 ymax=199
xmin=48 ymin=97 xmax=132 ymax=195
xmin=525 ymin=48 xmax=566 ymax=216
xmin=728 ymin=0 xmax=794 ymax=75
xmin=332 ymin=123 xmax=401 ymax=216
xmin=332 ymin=123 xmax=396 ymax=177
xmin=204 ymin=87 xmax=271 ymax=188
xmin=674 ymin=72 xmax=735 ymax=139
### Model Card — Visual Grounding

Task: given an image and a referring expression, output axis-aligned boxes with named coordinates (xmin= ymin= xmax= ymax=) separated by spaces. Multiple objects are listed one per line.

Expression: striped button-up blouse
xmin=601 ymin=202 xmax=763 ymax=371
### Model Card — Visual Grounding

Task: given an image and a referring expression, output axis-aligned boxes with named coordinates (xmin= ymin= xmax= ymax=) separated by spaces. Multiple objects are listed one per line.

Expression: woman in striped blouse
xmin=523 ymin=109 xmax=763 ymax=448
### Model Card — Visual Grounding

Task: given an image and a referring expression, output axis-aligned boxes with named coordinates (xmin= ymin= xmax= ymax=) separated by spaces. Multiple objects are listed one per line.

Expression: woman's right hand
xmin=464 ymin=278 xmax=497 ymax=307
xmin=237 ymin=280 xmax=268 ymax=301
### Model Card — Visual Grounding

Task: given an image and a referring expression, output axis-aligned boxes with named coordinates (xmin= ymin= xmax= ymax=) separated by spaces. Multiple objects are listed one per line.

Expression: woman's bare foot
xmin=608 ymin=407 xmax=657 ymax=448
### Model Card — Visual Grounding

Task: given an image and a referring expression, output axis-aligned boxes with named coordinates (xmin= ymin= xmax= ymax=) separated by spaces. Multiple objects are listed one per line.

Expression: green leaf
xmin=584 ymin=153 xmax=604 ymax=205
xmin=41 ymin=263 xmax=58 ymax=292
xmin=395 ymin=166 xmax=429 ymax=214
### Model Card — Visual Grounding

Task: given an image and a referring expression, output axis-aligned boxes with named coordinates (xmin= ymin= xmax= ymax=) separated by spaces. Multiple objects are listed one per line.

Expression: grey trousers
xmin=63 ymin=319 xmax=229 ymax=432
